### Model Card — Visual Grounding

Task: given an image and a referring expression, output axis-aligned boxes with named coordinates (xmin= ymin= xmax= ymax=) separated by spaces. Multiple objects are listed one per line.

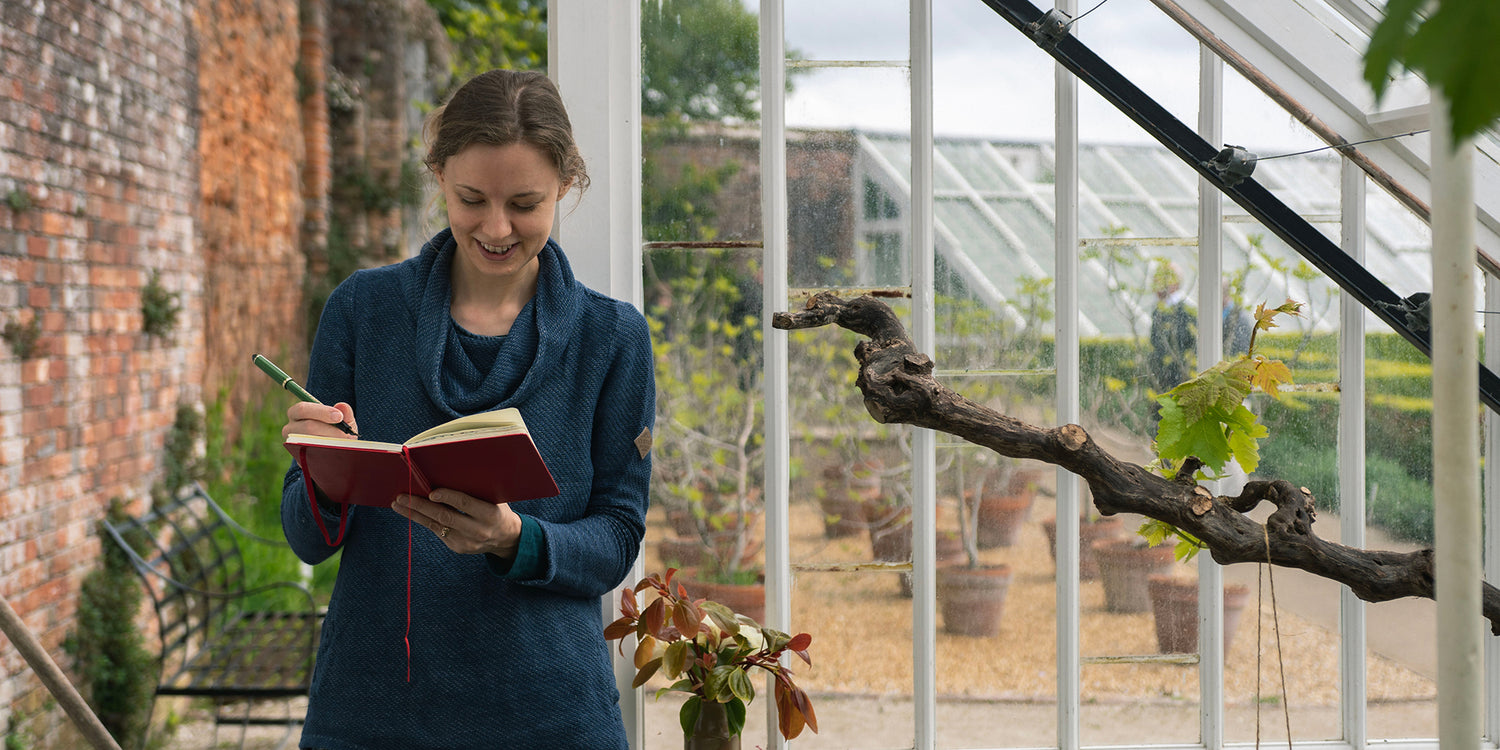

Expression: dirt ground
xmin=162 ymin=480 xmax=1440 ymax=750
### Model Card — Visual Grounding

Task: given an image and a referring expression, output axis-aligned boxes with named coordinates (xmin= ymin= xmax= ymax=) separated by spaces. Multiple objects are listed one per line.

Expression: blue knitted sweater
xmin=280 ymin=230 xmax=653 ymax=749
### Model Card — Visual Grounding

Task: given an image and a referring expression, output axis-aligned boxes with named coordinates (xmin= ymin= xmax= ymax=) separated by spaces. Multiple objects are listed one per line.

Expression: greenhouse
xmin=563 ymin=0 xmax=1500 ymax=748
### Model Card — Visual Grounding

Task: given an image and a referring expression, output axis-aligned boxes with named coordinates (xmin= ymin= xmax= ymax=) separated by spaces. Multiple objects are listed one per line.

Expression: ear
xmin=556 ymin=180 xmax=572 ymax=201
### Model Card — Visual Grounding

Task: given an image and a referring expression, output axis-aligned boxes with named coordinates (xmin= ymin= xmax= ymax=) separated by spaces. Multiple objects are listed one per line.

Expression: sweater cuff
xmin=486 ymin=514 xmax=544 ymax=579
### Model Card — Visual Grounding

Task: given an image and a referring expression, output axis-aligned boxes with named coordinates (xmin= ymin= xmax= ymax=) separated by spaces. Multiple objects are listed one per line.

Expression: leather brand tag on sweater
xmin=634 ymin=427 xmax=653 ymax=459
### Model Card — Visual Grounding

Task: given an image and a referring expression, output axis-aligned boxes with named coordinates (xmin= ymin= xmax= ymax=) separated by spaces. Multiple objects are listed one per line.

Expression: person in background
xmin=1148 ymin=261 xmax=1196 ymax=396
xmin=1222 ymin=279 xmax=1254 ymax=357
xmin=279 ymin=69 xmax=653 ymax=749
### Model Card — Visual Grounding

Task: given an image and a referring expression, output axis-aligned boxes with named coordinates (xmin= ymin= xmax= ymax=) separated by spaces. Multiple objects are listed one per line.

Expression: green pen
xmin=253 ymin=354 xmax=359 ymax=437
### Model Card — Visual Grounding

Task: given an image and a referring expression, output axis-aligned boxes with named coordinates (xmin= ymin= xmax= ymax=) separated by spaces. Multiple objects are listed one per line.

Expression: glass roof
xmin=856 ymin=132 xmax=1447 ymax=338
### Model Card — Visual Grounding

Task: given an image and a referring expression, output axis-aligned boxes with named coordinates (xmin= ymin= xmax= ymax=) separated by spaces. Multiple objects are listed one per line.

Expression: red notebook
xmin=286 ymin=407 xmax=559 ymax=507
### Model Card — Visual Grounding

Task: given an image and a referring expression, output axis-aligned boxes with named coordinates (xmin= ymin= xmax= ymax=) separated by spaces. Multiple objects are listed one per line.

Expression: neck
xmin=449 ymin=258 xmax=540 ymax=336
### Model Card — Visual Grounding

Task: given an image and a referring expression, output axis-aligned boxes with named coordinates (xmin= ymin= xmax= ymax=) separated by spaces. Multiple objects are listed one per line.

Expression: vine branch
xmin=772 ymin=292 xmax=1500 ymax=634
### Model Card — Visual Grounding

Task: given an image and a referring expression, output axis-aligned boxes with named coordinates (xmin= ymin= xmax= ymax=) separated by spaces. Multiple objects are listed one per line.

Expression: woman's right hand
xmin=283 ymin=401 xmax=359 ymax=440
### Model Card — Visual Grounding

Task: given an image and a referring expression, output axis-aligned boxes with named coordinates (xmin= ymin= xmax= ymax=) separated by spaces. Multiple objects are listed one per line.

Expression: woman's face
xmin=436 ymin=142 xmax=568 ymax=287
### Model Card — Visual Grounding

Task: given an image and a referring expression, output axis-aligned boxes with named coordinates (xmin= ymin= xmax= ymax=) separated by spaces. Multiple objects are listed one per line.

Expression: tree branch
xmin=773 ymin=292 xmax=1500 ymax=634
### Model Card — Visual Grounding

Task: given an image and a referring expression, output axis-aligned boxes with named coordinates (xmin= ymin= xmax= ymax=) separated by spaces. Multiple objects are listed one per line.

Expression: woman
xmin=280 ymin=69 xmax=653 ymax=749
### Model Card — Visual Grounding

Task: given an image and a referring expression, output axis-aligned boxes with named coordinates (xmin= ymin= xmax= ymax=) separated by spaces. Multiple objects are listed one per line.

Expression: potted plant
xmin=605 ymin=569 xmax=818 ymax=748
xmin=1092 ymin=535 xmax=1175 ymax=613
xmin=857 ymin=453 xmax=917 ymax=597
xmin=1041 ymin=485 xmax=1126 ymax=580
xmin=964 ymin=457 xmax=1038 ymax=549
xmin=935 ymin=450 xmax=1014 ymax=637
xmin=1146 ymin=573 xmax=1252 ymax=653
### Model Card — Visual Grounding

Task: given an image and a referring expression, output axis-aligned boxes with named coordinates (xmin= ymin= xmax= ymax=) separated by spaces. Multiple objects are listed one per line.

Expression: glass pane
xmin=1080 ymin=523 xmax=1201 ymax=746
xmin=934 ymin=286 xmax=1057 ymax=748
xmin=985 ymin=197 xmax=1056 ymax=251
xmin=786 ymin=66 xmax=911 ymax=135
xmin=787 ymin=302 xmax=916 ymax=746
xmin=1228 ymin=255 xmax=1344 ymax=744
xmin=785 ymin=0 xmax=908 ymax=62
xmin=1104 ymin=200 xmax=1176 ymax=238
xmin=1083 ymin=5 xmax=1201 ymax=141
xmin=939 ymin=141 xmax=1022 ymax=193
xmin=791 ymin=569 xmax=918 ymax=749
xmin=643 ymin=127 xmax=761 ymax=245
xmin=790 ymin=133 xmax=861 ymax=288
xmin=1110 ymin=148 xmax=1195 ymax=199
xmin=934 ymin=3 xmax=1054 ymax=141
xmin=646 ymin=244 xmax=766 ymax=587
xmin=1360 ymin=320 xmax=1440 ymax=741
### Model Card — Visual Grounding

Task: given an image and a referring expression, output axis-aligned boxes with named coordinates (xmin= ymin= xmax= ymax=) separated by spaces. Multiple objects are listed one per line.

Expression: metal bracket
xmin=1028 ymin=8 xmax=1072 ymax=51
xmin=1203 ymin=145 xmax=1258 ymax=187
xmin=1374 ymin=292 xmax=1432 ymax=333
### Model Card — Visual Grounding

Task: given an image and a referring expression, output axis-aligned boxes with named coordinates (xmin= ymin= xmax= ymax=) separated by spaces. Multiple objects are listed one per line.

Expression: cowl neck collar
xmin=409 ymin=229 xmax=582 ymax=419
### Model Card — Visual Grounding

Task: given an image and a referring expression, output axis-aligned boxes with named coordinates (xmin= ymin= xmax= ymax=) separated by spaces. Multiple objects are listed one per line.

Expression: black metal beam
xmin=977 ymin=0 xmax=1500 ymax=414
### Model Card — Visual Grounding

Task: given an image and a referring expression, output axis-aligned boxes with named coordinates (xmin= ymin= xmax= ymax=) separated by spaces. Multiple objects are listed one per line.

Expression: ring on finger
xmin=439 ymin=526 xmax=449 ymax=538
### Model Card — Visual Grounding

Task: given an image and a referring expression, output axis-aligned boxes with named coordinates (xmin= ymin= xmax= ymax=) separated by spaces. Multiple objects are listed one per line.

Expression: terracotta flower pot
xmin=818 ymin=492 xmax=868 ymax=539
xmin=678 ymin=574 xmax=765 ymax=625
xmin=1093 ymin=538 xmax=1175 ymax=613
xmin=973 ymin=490 xmax=1033 ymax=548
xmin=868 ymin=506 xmax=913 ymax=597
xmin=1042 ymin=515 xmax=1126 ymax=579
xmin=935 ymin=531 xmax=965 ymax=565
xmin=667 ymin=509 xmax=699 ymax=538
xmin=936 ymin=564 xmax=1013 ymax=637
xmin=657 ymin=535 xmax=705 ymax=567
xmin=1147 ymin=575 xmax=1252 ymax=653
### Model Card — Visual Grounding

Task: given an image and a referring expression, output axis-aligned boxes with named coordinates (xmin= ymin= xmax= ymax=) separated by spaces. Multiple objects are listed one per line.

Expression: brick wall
xmin=0 ymin=0 xmax=314 ymax=739
xmin=195 ymin=0 xmax=313 ymax=407
xmin=0 ymin=0 xmax=202 ymax=733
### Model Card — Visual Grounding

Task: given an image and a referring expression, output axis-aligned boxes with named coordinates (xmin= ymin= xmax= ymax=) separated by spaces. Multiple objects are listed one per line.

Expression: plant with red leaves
xmin=604 ymin=568 xmax=818 ymax=741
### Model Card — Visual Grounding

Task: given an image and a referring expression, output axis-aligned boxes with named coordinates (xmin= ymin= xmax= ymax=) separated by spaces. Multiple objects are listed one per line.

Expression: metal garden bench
xmin=100 ymin=483 xmax=321 ymax=749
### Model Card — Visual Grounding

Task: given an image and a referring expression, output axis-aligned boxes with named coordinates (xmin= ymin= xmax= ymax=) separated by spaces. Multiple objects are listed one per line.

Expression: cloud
xmin=749 ymin=0 xmax=1321 ymax=149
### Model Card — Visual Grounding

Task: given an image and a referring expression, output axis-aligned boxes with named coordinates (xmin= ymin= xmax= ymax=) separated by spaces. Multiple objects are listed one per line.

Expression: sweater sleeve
xmin=281 ymin=276 xmax=363 ymax=565
xmin=510 ymin=308 xmax=654 ymax=598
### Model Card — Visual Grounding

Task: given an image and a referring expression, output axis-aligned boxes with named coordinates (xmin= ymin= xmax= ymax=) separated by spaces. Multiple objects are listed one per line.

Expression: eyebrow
xmin=454 ymin=184 xmax=547 ymax=201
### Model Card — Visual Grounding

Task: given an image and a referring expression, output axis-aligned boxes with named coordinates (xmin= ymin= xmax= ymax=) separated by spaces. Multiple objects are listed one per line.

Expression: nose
xmin=483 ymin=206 xmax=513 ymax=239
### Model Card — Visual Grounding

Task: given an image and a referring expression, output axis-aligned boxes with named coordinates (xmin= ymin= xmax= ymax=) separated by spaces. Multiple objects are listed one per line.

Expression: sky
xmin=743 ymin=0 xmax=1329 ymax=152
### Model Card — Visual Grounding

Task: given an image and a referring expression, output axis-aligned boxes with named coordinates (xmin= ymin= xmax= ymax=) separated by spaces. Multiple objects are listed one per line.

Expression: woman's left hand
xmin=391 ymin=490 xmax=523 ymax=558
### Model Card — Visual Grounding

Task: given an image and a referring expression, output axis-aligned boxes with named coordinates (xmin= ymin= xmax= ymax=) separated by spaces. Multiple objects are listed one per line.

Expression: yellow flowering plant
xmin=603 ymin=568 xmax=818 ymax=740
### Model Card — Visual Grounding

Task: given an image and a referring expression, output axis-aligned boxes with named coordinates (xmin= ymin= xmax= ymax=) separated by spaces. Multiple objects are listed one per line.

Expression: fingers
xmin=390 ymin=491 xmax=522 ymax=557
xmin=282 ymin=401 xmax=357 ymax=440
xmin=332 ymin=402 xmax=359 ymax=435
xmin=391 ymin=491 xmax=473 ymax=539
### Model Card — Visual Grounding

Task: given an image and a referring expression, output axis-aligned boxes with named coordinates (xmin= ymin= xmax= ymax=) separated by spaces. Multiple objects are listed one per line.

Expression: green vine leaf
xmin=1223 ymin=404 xmax=1269 ymax=474
xmin=1148 ymin=299 xmax=1301 ymax=550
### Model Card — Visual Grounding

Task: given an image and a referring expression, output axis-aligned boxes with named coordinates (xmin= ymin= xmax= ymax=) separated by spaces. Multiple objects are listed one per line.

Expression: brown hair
xmin=422 ymin=69 xmax=589 ymax=194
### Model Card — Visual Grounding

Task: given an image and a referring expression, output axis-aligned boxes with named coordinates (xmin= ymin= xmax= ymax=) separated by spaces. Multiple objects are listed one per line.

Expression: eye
xmin=459 ymin=197 xmax=483 ymax=206
xmin=514 ymin=203 xmax=540 ymax=212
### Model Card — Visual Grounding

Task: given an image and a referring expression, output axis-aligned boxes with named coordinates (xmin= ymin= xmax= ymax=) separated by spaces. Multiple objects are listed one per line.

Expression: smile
xmin=479 ymin=241 xmax=516 ymax=258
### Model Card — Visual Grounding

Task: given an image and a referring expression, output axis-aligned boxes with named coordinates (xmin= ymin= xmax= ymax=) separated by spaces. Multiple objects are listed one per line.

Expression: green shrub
xmin=204 ymin=384 xmax=340 ymax=609
xmin=140 ymin=270 xmax=181 ymax=339
xmin=65 ymin=500 xmax=155 ymax=748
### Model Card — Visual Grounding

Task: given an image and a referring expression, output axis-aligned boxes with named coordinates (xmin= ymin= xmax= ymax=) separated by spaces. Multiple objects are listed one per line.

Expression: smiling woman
xmin=279 ymin=68 xmax=654 ymax=750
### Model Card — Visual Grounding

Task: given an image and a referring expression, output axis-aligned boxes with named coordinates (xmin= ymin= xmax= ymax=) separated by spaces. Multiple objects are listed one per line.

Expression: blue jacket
xmin=281 ymin=230 xmax=653 ymax=749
